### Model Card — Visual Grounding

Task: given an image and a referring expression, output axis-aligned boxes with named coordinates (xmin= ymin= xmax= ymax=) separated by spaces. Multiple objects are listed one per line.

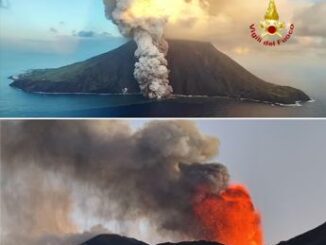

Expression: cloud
xmin=0 ymin=0 xmax=10 ymax=9
xmin=165 ymin=0 xmax=325 ymax=56
xmin=290 ymin=2 xmax=326 ymax=53
xmin=165 ymin=0 xmax=282 ymax=52
xmin=32 ymin=225 xmax=112 ymax=245
xmin=101 ymin=31 xmax=114 ymax=38
xmin=294 ymin=2 xmax=326 ymax=38
xmin=49 ymin=27 xmax=58 ymax=33
xmin=73 ymin=30 xmax=115 ymax=39
xmin=2 ymin=120 xmax=225 ymax=244
xmin=77 ymin=30 xmax=96 ymax=38
xmin=47 ymin=26 xmax=115 ymax=40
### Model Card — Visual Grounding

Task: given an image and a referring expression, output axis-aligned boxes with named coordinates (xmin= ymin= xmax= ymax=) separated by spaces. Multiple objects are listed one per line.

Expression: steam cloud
xmin=103 ymin=0 xmax=173 ymax=99
xmin=1 ymin=121 xmax=229 ymax=244
xmin=102 ymin=0 xmax=220 ymax=99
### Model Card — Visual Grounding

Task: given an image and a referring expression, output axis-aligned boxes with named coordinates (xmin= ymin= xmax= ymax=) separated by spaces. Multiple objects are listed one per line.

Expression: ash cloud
xmin=1 ymin=121 xmax=229 ymax=244
xmin=103 ymin=0 xmax=173 ymax=99
xmin=101 ymin=0 xmax=237 ymax=100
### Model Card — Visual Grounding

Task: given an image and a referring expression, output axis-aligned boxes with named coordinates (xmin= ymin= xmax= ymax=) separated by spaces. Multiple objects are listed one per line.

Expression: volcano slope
xmin=81 ymin=235 xmax=224 ymax=245
xmin=80 ymin=222 xmax=326 ymax=245
xmin=10 ymin=40 xmax=310 ymax=105
xmin=81 ymin=234 xmax=149 ymax=245
xmin=277 ymin=222 xmax=326 ymax=245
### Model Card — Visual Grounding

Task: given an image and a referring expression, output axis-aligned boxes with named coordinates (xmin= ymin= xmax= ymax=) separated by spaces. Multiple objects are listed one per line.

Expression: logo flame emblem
xmin=249 ymin=0 xmax=294 ymax=47
xmin=260 ymin=0 xmax=285 ymax=37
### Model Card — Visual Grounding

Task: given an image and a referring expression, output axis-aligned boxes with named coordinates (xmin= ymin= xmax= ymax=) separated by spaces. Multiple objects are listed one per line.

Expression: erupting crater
xmin=10 ymin=40 xmax=310 ymax=105
xmin=194 ymin=185 xmax=264 ymax=245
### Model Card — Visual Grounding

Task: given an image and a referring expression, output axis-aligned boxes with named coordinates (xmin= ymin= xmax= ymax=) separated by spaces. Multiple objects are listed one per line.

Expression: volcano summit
xmin=80 ymin=221 xmax=326 ymax=245
xmin=10 ymin=40 xmax=310 ymax=105
xmin=81 ymin=234 xmax=224 ymax=245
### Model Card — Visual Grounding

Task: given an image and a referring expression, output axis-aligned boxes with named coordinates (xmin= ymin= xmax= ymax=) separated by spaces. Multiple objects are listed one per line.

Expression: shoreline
xmin=7 ymin=83 xmax=312 ymax=108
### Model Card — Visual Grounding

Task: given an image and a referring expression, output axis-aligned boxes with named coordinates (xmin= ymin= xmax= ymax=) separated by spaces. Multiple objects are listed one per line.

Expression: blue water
xmin=0 ymin=38 xmax=147 ymax=117
xmin=1 ymin=38 xmax=325 ymax=118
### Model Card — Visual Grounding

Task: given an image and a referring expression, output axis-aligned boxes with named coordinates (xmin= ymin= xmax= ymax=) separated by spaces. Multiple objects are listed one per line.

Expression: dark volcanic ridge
xmin=81 ymin=221 xmax=326 ymax=245
xmin=158 ymin=242 xmax=224 ymax=245
xmin=81 ymin=234 xmax=149 ymax=245
xmin=10 ymin=39 xmax=310 ymax=105
xmin=81 ymin=234 xmax=224 ymax=245
xmin=277 ymin=222 xmax=326 ymax=245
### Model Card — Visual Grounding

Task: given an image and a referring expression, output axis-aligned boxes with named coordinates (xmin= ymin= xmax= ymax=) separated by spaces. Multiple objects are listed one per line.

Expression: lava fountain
xmin=194 ymin=184 xmax=264 ymax=245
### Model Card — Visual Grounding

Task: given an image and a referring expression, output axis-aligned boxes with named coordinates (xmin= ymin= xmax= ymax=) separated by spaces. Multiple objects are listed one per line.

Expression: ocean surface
xmin=1 ymin=39 xmax=325 ymax=118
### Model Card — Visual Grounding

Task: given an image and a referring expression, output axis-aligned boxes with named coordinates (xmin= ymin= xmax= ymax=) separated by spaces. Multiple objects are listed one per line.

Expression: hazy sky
xmin=0 ymin=0 xmax=325 ymax=55
xmin=0 ymin=0 xmax=118 ymax=40
xmin=130 ymin=119 xmax=326 ymax=245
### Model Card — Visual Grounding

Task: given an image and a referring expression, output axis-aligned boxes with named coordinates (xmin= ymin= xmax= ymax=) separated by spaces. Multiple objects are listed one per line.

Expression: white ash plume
xmin=103 ymin=0 xmax=173 ymax=99
xmin=134 ymin=30 xmax=172 ymax=99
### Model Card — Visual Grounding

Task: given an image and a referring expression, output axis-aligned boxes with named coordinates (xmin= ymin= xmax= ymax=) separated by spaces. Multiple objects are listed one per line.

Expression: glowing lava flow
xmin=194 ymin=185 xmax=264 ymax=245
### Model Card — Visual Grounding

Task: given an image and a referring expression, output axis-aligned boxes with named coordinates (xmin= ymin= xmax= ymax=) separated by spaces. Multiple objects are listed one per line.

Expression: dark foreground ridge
xmin=158 ymin=242 xmax=224 ymax=245
xmin=81 ymin=234 xmax=149 ymax=245
xmin=81 ymin=222 xmax=326 ymax=245
xmin=276 ymin=222 xmax=326 ymax=245
xmin=10 ymin=40 xmax=310 ymax=104
xmin=81 ymin=234 xmax=224 ymax=245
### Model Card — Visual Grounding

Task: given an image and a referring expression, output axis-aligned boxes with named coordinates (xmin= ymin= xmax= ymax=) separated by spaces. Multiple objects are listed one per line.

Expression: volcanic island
xmin=10 ymin=40 xmax=310 ymax=106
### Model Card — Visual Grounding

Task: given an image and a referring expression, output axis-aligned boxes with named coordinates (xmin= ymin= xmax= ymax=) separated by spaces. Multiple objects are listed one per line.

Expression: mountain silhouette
xmin=10 ymin=40 xmax=310 ymax=105
xmin=277 ymin=222 xmax=326 ymax=245
xmin=80 ymin=234 xmax=149 ymax=245
xmin=80 ymin=234 xmax=224 ymax=245
xmin=80 ymin=222 xmax=326 ymax=245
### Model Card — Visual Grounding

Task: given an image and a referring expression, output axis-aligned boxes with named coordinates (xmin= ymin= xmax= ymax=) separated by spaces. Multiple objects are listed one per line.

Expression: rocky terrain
xmin=277 ymin=222 xmax=326 ymax=245
xmin=81 ymin=235 xmax=224 ymax=245
xmin=81 ymin=234 xmax=149 ymax=245
xmin=80 ymin=222 xmax=326 ymax=245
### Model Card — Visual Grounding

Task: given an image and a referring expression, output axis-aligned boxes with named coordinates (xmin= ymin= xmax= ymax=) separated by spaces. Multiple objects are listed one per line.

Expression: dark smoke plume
xmin=1 ymin=121 xmax=229 ymax=244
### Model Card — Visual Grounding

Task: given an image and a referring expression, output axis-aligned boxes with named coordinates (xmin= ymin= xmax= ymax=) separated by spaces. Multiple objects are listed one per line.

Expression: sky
xmin=0 ymin=0 xmax=325 ymax=55
xmin=0 ymin=0 xmax=122 ymax=55
xmin=130 ymin=119 xmax=326 ymax=245
xmin=0 ymin=0 xmax=118 ymax=39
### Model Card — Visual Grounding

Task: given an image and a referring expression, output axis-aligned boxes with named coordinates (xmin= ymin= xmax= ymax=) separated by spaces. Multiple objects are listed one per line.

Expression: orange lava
xmin=194 ymin=185 xmax=264 ymax=245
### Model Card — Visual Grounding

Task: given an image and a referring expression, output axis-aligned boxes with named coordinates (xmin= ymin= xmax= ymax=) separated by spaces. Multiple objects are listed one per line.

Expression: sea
xmin=1 ymin=39 xmax=325 ymax=118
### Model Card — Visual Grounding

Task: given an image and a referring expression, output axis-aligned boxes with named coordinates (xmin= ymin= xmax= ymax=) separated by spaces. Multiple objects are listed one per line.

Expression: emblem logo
xmin=249 ymin=0 xmax=294 ymax=47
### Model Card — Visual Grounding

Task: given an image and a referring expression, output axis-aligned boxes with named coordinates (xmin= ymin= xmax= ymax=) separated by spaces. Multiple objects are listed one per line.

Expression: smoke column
xmin=102 ymin=0 xmax=219 ymax=99
xmin=1 ymin=121 xmax=230 ymax=244
xmin=103 ymin=0 xmax=173 ymax=99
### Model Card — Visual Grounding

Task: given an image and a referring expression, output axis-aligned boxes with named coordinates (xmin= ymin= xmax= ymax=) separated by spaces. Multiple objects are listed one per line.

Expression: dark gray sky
xmin=131 ymin=120 xmax=326 ymax=245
